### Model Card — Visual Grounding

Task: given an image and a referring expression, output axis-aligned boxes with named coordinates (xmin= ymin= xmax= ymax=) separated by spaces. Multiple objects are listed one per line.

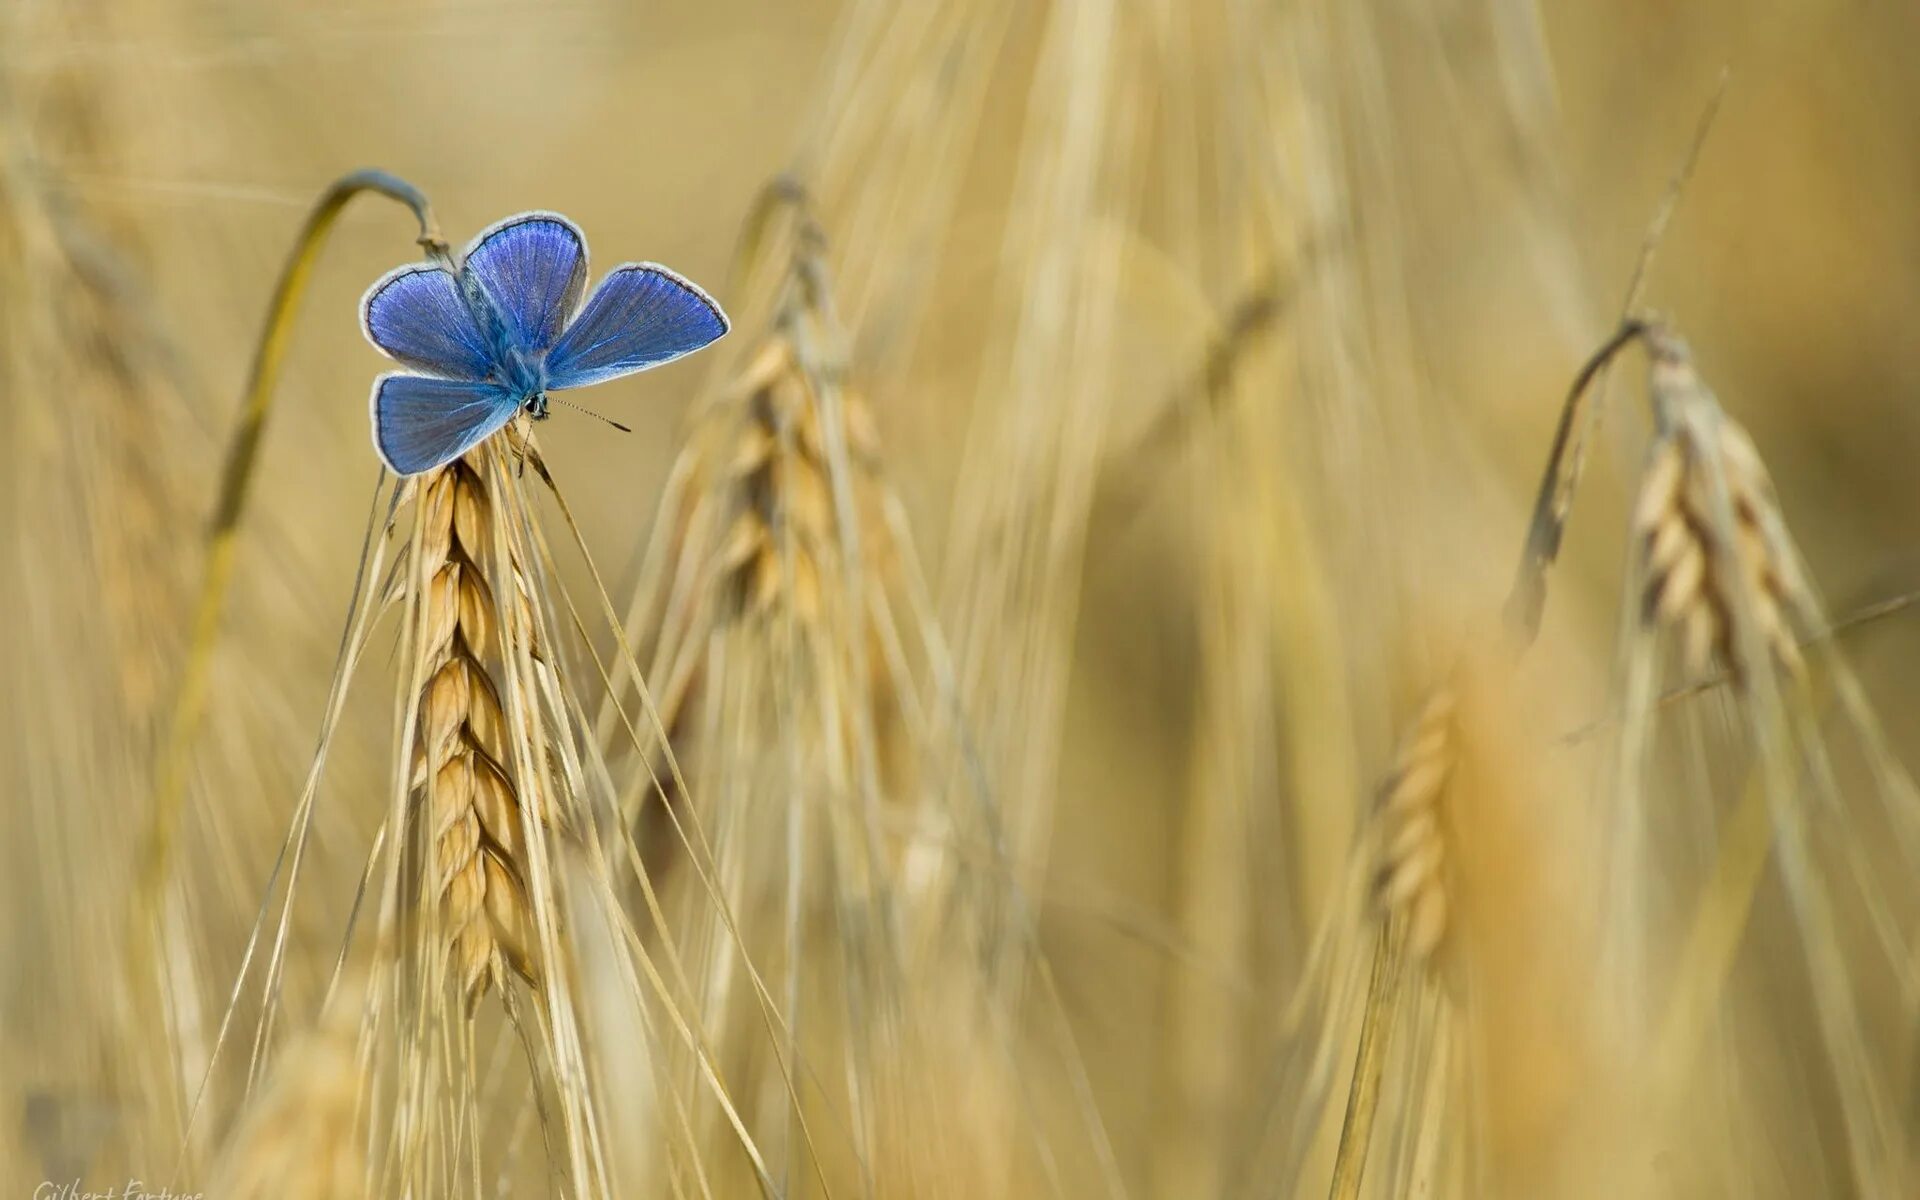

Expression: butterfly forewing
xmin=544 ymin=263 xmax=729 ymax=390
xmin=461 ymin=212 xmax=588 ymax=356
xmin=361 ymin=265 xmax=495 ymax=380
xmin=370 ymin=374 xmax=522 ymax=476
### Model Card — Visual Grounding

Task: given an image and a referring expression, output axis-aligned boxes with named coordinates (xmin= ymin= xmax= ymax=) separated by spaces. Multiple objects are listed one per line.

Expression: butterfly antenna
xmin=548 ymin=396 xmax=632 ymax=434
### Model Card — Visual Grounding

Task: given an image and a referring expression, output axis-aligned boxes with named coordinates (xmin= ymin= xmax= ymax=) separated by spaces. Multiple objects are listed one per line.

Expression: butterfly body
xmin=360 ymin=211 xmax=728 ymax=475
xmin=442 ymin=263 xmax=546 ymax=417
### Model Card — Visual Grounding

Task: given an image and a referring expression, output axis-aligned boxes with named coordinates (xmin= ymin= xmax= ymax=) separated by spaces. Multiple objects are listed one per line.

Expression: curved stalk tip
xmin=131 ymin=169 xmax=446 ymax=991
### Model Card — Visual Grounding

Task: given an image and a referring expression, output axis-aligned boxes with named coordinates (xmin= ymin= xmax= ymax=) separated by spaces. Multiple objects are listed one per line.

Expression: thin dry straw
xmin=1555 ymin=583 xmax=1920 ymax=746
xmin=1098 ymin=247 xmax=1324 ymax=520
xmin=172 ymin=470 xmax=394 ymax=1183
xmin=131 ymin=169 xmax=447 ymax=1000
xmin=518 ymin=447 xmax=823 ymax=1195
xmin=604 ymin=207 xmax=922 ymax=1187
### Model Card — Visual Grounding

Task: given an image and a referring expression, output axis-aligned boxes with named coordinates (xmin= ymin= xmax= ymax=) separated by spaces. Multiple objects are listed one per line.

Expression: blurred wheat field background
xmin=6 ymin=0 xmax=1920 ymax=1196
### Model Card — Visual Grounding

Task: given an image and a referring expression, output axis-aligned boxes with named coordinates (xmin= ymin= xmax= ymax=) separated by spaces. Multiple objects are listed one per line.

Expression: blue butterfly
xmin=360 ymin=211 xmax=729 ymax=475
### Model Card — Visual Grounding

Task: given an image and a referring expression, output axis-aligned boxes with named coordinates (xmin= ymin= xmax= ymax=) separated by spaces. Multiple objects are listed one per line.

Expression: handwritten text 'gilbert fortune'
xmin=35 ymin=1182 xmax=205 ymax=1200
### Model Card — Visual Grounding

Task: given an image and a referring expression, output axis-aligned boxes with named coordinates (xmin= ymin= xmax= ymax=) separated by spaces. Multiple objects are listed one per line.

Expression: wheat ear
xmin=211 ymin=979 xmax=366 ymax=1200
xmin=404 ymin=442 xmax=547 ymax=1006
xmin=1372 ymin=688 xmax=1456 ymax=963
xmin=1632 ymin=330 xmax=1813 ymax=683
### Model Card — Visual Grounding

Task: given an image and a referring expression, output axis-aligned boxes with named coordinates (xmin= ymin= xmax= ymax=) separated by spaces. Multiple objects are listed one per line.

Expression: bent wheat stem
xmin=1504 ymin=78 xmax=1725 ymax=649
xmin=134 ymin=170 xmax=447 ymax=1001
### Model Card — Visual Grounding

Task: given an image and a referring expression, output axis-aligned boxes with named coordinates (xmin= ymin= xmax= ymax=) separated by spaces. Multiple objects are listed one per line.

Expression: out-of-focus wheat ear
xmin=1604 ymin=324 xmax=1917 ymax=1195
xmin=211 ymin=975 xmax=368 ymax=1200
xmin=1314 ymin=682 xmax=1459 ymax=1200
xmin=1335 ymin=638 xmax=1610 ymax=1200
xmin=608 ymin=194 xmax=1043 ymax=1194
xmin=1629 ymin=331 xmax=1815 ymax=686
xmin=1373 ymin=688 xmax=1456 ymax=964
xmin=1321 ymin=680 xmax=1457 ymax=1200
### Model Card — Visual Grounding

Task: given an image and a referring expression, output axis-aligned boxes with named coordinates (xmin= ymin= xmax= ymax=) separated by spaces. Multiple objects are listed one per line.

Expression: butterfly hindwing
xmin=361 ymin=265 xmax=494 ymax=380
xmin=544 ymin=263 xmax=729 ymax=390
xmin=461 ymin=212 xmax=589 ymax=356
xmin=370 ymin=373 xmax=523 ymax=476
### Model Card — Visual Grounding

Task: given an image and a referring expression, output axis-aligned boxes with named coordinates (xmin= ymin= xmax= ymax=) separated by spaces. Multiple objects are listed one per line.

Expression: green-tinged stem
xmin=1329 ymin=924 xmax=1401 ymax=1200
xmin=129 ymin=169 xmax=445 ymax=1031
